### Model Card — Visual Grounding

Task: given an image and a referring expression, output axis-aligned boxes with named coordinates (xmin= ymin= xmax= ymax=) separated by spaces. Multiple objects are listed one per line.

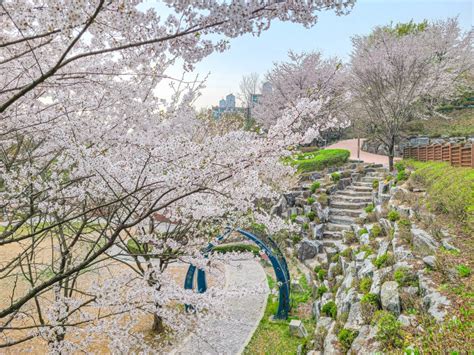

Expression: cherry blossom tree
xmin=0 ymin=0 xmax=355 ymax=351
xmin=253 ymin=50 xmax=351 ymax=141
xmin=349 ymin=18 xmax=473 ymax=170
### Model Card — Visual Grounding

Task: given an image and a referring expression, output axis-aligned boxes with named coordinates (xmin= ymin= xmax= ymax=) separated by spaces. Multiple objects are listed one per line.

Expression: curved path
xmin=327 ymin=138 xmax=400 ymax=166
xmin=171 ymin=259 xmax=269 ymax=355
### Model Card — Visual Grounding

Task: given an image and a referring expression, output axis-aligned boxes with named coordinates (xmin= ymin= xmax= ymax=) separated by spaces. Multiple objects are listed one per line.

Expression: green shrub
xmin=341 ymin=248 xmax=352 ymax=259
xmin=456 ymin=264 xmax=471 ymax=278
xmin=288 ymin=149 xmax=350 ymax=173
xmin=338 ymin=329 xmax=359 ymax=351
xmin=307 ymin=196 xmax=315 ymax=205
xmin=313 ymin=265 xmax=322 ymax=274
xmin=310 ymin=181 xmax=321 ymax=193
xmin=373 ymin=252 xmax=395 ymax=269
xmin=359 ymin=277 xmax=373 ymax=294
xmin=396 ymin=169 xmax=409 ymax=183
xmin=291 ymin=234 xmax=302 ymax=244
xmin=343 ymin=230 xmax=357 ymax=244
xmin=398 ymin=218 xmax=411 ymax=228
xmin=373 ymin=180 xmax=379 ymax=190
xmin=316 ymin=285 xmax=328 ymax=298
xmin=373 ymin=310 xmax=403 ymax=348
xmin=358 ymin=227 xmax=368 ymax=236
xmin=387 ymin=210 xmax=400 ymax=222
xmin=394 ymin=162 xmax=405 ymax=171
xmin=330 ymin=253 xmax=340 ymax=263
xmin=371 ymin=224 xmax=382 ymax=238
xmin=331 ymin=172 xmax=341 ymax=182
xmin=322 ymin=301 xmax=337 ymax=319
xmin=290 ymin=213 xmax=297 ymax=223
xmin=302 ymin=222 xmax=309 ymax=230
xmin=394 ymin=267 xmax=418 ymax=287
xmin=306 ymin=211 xmax=316 ymax=221
xmin=317 ymin=269 xmax=327 ymax=281
xmin=317 ymin=194 xmax=329 ymax=206
xmin=359 ymin=245 xmax=374 ymax=257
xmin=361 ymin=293 xmax=380 ymax=323
xmin=365 ymin=203 xmax=375 ymax=213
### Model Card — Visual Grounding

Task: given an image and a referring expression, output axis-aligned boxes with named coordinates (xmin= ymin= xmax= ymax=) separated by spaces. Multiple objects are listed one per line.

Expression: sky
xmin=159 ymin=0 xmax=473 ymax=108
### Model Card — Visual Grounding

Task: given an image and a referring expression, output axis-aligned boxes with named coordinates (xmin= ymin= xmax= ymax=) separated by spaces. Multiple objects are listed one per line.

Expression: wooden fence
xmin=403 ymin=143 xmax=474 ymax=168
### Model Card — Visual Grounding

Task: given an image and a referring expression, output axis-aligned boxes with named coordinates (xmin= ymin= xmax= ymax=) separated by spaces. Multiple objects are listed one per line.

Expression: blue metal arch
xmin=184 ymin=227 xmax=291 ymax=319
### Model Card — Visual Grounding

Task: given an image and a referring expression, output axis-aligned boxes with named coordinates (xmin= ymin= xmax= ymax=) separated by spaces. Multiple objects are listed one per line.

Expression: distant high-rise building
xmin=219 ymin=99 xmax=226 ymax=109
xmin=226 ymin=94 xmax=236 ymax=109
xmin=262 ymin=81 xmax=272 ymax=95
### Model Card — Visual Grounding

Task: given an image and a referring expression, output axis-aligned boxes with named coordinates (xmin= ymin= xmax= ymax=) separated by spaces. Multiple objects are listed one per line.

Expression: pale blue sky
xmin=159 ymin=0 xmax=473 ymax=108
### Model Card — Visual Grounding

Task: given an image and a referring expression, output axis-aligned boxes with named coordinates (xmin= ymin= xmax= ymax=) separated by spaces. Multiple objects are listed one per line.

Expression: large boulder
xmin=418 ymin=273 xmax=450 ymax=321
xmin=381 ymin=281 xmax=401 ymax=315
xmin=411 ymin=226 xmax=440 ymax=255
xmin=297 ymin=239 xmax=323 ymax=261
xmin=350 ymin=325 xmax=380 ymax=354
xmin=370 ymin=267 xmax=392 ymax=296
xmin=345 ymin=301 xmax=365 ymax=330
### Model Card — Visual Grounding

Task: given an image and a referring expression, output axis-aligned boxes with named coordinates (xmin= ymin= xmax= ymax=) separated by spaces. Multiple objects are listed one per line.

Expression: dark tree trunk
xmin=152 ymin=313 xmax=165 ymax=333
xmin=388 ymin=135 xmax=395 ymax=171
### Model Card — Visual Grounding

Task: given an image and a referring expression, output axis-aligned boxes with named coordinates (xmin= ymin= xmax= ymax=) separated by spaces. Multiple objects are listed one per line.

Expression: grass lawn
xmin=244 ymin=274 xmax=315 ymax=355
xmin=286 ymin=149 xmax=350 ymax=173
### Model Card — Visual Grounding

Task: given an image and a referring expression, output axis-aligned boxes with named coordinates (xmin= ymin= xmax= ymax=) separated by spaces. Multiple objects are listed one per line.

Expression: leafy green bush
xmin=343 ymin=230 xmax=357 ymax=244
xmin=307 ymin=196 xmax=315 ymax=204
xmin=288 ymin=149 xmax=350 ymax=173
xmin=370 ymin=223 xmax=382 ymax=238
xmin=358 ymin=227 xmax=368 ymax=236
xmin=338 ymin=329 xmax=359 ymax=351
xmin=373 ymin=180 xmax=379 ymax=190
xmin=394 ymin=267 xmax=418 ymax=287
xmin=402 ymin=160 xmax=474 ymax=232
xmin=359 ymin=245 xmax=374 ymax=257
xmin=341 ymin=248 xmax=352 ymax=259
xmin=322 ymin=301 xmax=337 ymax=319
xmin=302 ymin=222 xmax=309 ymax=230
xmin=317 ymin=194 xmax=329 ymax=206
xmin=306 ymin=211 xmax=316 ymax=221
xmin=373 ymin=310 xmax=403 ymax=348
xmin=387 ymin=210 xmax=400 ymax=222
xmin=331 ymin=172 xmax=341 ymax=182
xmin=396 ymin=169 xmax=409 ymax=183
xmin=365 ymin=203 xmax=375 ymax=213
xmin=373 ymin=252 xmax=395 ymax=269
xmin=290 ymin=213 xmax=297 ymax=223
xmin=456 ymin=264 xmax=471 ymax=278
xmin=359 ymin=277 xmax=373 ymax=294
xmin=361 ymin=293 xmax=380 ymax=323
xmin=316 ymin=285 xmax=328 ymax=298
xmin=291 ymin=234 xmax=302 ymax=244
xmin=317 ymin=269 xmax=327 ymax=281
xmin=310 ymin=181 xmax=321 ymax=193
xmin=398 ymin=218 xmax=411 ymax=228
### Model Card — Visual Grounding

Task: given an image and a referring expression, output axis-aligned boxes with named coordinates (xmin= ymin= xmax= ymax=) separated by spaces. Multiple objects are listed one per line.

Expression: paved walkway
xmin=327 ymin=139 xmax=400 ymax=166
xmin=171 ymin=259 xmax=269 ymax=355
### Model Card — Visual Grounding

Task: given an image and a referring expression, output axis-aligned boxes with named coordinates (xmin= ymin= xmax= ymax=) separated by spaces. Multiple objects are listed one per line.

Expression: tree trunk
xmin=388 ymin=135 xmax=395 ymax=171
xmin=152 ymin=313 xmax=165 ymax=333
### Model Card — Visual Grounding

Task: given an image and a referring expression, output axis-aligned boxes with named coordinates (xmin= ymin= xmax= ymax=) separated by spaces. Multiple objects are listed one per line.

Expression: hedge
xmin=288 ymin=149 xmax=350 ymax=173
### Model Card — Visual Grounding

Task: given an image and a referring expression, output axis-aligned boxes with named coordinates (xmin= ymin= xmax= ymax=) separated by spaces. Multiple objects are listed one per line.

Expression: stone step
xmin=332 ymin=195 xmax=372 ymax=203
xmin=326 ymin=223 xmax=352 ymax=232
xmin=321 ymin=239 xmax=345 ymax=250
xmin=352 ymin=181 xmax=373 ymax=187
xmin=329 ymin=208 xmax=364 ymax=217
xmin=350 ymin=185 xmax=373 ymax=192
xmin=361 ymin=177 xmax=379 ymax=183
xmin=322 ymin=230 xmax=343 ymax=239
xmin=328 ymin=215 xmax=356 ymax=225
xmin=335 ymin=190 xmax=372 ymax=197
xmin=329 ymin=200 xmax=368 ymax=210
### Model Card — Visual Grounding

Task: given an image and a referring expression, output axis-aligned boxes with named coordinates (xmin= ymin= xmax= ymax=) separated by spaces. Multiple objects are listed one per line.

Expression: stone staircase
xmin=321 ymin=167 xmax=387 ymax=250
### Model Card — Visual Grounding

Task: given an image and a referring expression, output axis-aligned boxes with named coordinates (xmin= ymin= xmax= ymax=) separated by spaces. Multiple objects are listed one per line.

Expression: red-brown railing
xmin=403 ymin=143 xmax=474 ymax=168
